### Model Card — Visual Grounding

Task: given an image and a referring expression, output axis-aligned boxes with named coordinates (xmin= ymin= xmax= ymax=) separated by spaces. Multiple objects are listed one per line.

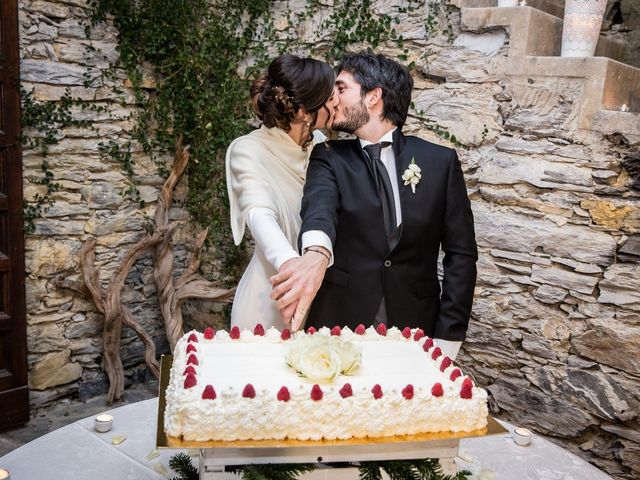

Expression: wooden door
xmin=0 ymin=0 xmax=29 ymax=430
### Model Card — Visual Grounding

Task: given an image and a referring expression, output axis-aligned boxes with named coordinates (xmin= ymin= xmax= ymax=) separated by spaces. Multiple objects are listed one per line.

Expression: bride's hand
xmin=270 ymin=257 xmax=302 ymax=323
xmin=271 ymin=258 xmax=301 ymax=327
xmin=279 ymin=301 xmax=298 ymax=330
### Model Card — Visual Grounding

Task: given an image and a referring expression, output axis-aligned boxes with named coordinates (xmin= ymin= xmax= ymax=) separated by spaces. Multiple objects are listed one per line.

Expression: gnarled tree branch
xmin=80 ymin=139 xmax=235 ymax=401
xmin=80 ymin=231 xmax=164 ymax=403
xmin=154 ymin=140 xmax=235 ymax=352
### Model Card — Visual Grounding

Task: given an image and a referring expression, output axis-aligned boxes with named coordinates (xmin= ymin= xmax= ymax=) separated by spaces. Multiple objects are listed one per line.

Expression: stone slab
xmin=572 ymin=317 xmax=640 ymax=376
xmin=473 ymin=202 xmax=617 ymax=266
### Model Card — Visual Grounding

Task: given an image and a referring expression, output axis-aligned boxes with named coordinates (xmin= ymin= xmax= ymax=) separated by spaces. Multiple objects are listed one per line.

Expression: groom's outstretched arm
xmin=270 ymin=143 xmax=340 ymax=329
xmin=299 ymin=144 xmax=340 ymax=246
xmin=436 ymin=149 xmax=478 ymax=342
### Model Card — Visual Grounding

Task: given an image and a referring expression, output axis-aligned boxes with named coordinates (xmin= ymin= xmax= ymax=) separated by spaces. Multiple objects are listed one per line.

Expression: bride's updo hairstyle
xmin=251 ymin=54 xmax=334 ymax=133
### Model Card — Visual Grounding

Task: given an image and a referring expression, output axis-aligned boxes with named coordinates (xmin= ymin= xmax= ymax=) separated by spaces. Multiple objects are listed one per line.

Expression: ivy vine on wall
xmin=20 ymin=87 xmax=92 ymax=234
xmin=85 ymin=0 xmax=424 ymax=281
xmin=22 ymin=0 xmax=460 ymax=287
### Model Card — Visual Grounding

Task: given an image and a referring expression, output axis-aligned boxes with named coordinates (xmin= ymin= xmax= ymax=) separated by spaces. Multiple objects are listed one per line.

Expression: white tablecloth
xmin=0 ymin=398 xmax=611 ymax=479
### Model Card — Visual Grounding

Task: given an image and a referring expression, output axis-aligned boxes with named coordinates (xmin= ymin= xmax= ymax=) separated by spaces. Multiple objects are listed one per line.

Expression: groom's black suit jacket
xmin=300 ymin=129 xmax=477 ymax=341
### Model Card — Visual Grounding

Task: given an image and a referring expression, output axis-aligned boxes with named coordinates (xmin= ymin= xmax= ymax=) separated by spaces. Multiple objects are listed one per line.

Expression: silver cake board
xmin=157 ymin=356 xmax=505 ymax=480
xmin=198 ymin=439 xmax=459 ymax=479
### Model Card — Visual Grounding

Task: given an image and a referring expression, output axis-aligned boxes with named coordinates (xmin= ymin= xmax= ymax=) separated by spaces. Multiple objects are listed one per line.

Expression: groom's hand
xmin=269 ymin=249 xmax=329 ymax=331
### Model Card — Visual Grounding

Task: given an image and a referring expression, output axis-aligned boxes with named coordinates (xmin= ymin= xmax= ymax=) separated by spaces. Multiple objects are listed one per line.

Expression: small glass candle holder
xmin=94 ymin=414 xmax=114 ymax=433
xmin=0 ymin=468 xmax=11 ymax=479
xmin=513 ymin=427 xmax=532 ymax=446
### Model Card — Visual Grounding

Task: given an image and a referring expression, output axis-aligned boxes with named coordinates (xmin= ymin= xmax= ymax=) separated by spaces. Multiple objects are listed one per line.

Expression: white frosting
xmin=165 ymin=327 xmax=488 ymax=441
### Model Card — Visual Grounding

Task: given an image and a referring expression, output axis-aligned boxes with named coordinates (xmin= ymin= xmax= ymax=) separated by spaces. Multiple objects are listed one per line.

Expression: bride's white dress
xmin=226 ymin=125 xmax=316 ymax=330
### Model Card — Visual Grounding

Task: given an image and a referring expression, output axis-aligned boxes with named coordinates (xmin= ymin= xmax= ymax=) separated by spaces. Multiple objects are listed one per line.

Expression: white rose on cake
xmin=329 ymin=336 xmax=361 ymax=375
xmin=284 ymin=334 xmax=314 ymax=371
xmin=285 ymin=334 xmax=362 ymax=383
xmin=298 ymin=342 xmax=341 ymax=383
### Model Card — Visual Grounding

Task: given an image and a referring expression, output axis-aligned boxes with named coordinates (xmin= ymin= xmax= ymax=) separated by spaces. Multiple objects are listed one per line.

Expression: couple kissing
xmin=225 ymin=51 xmax=477 ymax=361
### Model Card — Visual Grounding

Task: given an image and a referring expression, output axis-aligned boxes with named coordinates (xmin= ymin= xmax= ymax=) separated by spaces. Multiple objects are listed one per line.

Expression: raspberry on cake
xmin=229 ymin=326 xmax=240 ymax=339
xmin=280 ymin=330 xmax=291 ymax=341
xmin=402 ymin=384 xmax=414 ymax=399
xmin=277 ymin=386 xmax=291 ymax=402
xmin=371 ymin=384 xmax=383 ymax=399
xmin=339 ymin=383 xmax=353 ymax=398
xmin=202 ymin=385 xmax=216 ymax=400
xmin=164 ymin=325 xmax=488 ymax=442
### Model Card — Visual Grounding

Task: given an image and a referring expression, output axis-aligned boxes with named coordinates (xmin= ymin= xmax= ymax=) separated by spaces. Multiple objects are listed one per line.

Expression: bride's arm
xmin=246 ymin=207 xmax=299 ymax=271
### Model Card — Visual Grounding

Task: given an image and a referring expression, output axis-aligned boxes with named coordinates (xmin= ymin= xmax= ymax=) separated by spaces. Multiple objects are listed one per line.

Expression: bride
xmin=225 ymin=54 xmax=336 ymax=331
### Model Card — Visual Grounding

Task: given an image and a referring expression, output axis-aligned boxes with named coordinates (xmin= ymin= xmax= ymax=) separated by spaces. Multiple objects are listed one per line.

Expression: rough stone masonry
xmin=17 ymin=0 xmax=640 ymax=478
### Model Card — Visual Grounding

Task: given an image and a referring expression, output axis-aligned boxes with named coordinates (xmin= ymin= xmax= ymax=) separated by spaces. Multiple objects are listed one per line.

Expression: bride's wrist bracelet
xmin=306 ymin=247 xmax=330 ymax=264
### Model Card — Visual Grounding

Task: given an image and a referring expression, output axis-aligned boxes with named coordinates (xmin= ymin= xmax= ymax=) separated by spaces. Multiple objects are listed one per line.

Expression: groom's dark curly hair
xmin=337 ymin=51 xmax=413 ymax=128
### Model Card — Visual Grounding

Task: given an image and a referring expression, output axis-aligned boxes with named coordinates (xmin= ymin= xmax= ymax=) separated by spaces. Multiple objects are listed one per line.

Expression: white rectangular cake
xmin=164 ymin=325 xmax=488 ymax=441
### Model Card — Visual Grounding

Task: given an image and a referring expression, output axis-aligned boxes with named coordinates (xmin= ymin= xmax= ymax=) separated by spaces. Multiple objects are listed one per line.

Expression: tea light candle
xmin=620 ymin=104 xmax=629 ymax=112
xmin=94 ymin=413 xmax=114 ymax=433
xmin=0 ymin=468 xmax=10 ymax=479
xmin=513 ymin=427 xmax=532 ymax=446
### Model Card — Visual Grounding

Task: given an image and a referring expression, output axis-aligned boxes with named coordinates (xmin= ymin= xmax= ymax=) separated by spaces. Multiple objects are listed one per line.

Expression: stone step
xmin=450 ymin=0 xmax=565 ymax=18
xmin=460 ymin=6 xmax=625 ymax=61
xmin=444 ymin=4 xmax=639 ymax=133
xmin=502 ymin=56 xmax=640 ymax=132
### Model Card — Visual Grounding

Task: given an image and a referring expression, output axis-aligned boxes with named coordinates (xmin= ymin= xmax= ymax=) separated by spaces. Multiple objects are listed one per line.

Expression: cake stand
xmin=156 ymin=355 xmax=506 ymax=479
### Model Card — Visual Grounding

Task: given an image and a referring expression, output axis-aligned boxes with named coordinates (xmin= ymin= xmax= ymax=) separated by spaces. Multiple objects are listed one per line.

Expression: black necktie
xmin=363 ymin=142 xmax=396 ymax=239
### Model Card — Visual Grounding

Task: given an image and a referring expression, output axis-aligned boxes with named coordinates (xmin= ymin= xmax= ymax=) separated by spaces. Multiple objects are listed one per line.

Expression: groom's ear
xmin=366 ymin=87 xmax=384 ymax=110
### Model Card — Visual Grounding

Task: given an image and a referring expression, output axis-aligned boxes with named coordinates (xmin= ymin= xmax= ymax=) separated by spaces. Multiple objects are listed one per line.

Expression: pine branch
xmin=447 ymin=470 xmax=473 ymax=480
xmin=358 ymin=462 xmax=384 ymax=480
xmin=228 ymin=463 xmax=315 ymax=480
xmin=361 ymin=459 xmax=473 ymax=480
xmin=413 ymin=458 xmax=445 ymax=480
xmin=381 ymin=460 xmax=421 ymax=480
xmin=169 ymin=453 xmax=199 ymax=480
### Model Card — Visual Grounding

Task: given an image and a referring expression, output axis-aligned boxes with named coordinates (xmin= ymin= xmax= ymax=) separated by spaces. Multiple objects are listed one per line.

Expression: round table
xmin=0 ymin=398 xmax=611 ymax=479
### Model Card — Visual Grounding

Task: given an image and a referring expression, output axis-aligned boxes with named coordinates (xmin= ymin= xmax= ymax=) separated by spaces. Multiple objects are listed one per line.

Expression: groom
xmin=270 ymin=52 xmax=477 ymax=360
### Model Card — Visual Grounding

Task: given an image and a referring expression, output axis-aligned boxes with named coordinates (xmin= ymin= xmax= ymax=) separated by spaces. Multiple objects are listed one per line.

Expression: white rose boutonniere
xmin=285 ymin=334 xmax=362 ymax=383
xmin=402 ymin=157 xmax=421 ymax=194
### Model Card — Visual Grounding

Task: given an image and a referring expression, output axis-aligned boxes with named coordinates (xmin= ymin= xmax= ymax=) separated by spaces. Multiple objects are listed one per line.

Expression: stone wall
xmin=18 ymin=0 xmax=195 ymax=407
xmin=410 ymin=4 xmax=639 ymax=479
xmin=17 ymin=0 xmax=640 ymax=478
